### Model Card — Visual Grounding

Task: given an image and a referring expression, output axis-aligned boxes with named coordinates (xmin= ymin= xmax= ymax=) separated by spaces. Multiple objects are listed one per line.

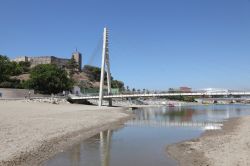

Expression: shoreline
xmin=0 ymin=100 xmax=133 ymax=166
xmin=167 ymin=116 xmax=250 ymax=166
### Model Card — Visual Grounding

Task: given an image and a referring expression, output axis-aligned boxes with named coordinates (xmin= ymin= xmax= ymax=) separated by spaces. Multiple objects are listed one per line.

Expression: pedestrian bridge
xmin=69 ymin=92 xmax=250 ymax=100
xmin=79 ymin=28 xmax=250 ymax=106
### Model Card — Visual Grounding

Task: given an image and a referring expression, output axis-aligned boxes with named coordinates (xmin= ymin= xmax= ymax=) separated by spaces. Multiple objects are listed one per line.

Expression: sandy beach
xmin=167 ymin=116 xmax=250 ymax=166
xmin=0 ymin=100 xmax=131 ymax=166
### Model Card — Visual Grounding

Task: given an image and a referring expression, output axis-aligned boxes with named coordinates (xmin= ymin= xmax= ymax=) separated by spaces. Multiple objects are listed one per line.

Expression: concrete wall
xmin=0 ymin=88 xmax=35 ymax=99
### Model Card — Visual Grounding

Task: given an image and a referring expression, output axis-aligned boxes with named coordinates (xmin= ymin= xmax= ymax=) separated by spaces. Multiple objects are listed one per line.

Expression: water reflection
xmin=68 ymin=144 xmax=80 ymax=166
xmin=132 ymin=104 xmax=249 ymax=123
xmin=44 ymin=104 xmax=250 ymax=166
xmin=100 ymin=130 xmax=112 ymax=166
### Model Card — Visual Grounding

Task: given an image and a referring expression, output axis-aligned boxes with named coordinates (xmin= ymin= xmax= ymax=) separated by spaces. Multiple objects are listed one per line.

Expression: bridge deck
xmin=69 ymin=92 xmax=250 ymax=100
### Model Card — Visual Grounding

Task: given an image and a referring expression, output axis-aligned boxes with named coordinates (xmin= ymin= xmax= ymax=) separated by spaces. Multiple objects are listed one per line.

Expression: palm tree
xmin=126 ymin=86 xmax=130 ymax=93
xmin=132 ymin=88 xmax=136 ymax=94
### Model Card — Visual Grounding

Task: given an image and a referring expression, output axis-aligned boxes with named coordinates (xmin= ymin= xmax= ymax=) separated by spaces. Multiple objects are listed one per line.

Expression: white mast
xmin=98 ymin=27 xmax=112 ymax=107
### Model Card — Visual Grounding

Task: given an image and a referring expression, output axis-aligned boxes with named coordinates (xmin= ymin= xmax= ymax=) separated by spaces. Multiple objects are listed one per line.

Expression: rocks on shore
xmin=24 ymin=97 xmax=70 ymax=104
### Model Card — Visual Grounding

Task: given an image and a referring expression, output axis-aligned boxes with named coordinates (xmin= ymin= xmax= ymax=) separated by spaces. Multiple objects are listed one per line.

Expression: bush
xmin=111 ymin=80 xmax=124 ymax=90
xmin=83 ymin=65 xmax=102 ymax=81
xmin=29 ymin=64 xmax=73 ymax=94
xmin=0 ymin=79 xmax=23 ymax=88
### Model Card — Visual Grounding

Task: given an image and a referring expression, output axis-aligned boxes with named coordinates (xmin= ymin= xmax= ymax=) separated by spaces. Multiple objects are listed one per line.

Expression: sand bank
xmin=0 ymin=100 xmax=131 ymax=166
xmin=167 ymin=116 xmax=250 ymax=166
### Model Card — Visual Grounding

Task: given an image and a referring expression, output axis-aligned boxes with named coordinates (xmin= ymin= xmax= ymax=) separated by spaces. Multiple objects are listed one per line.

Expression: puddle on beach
xmin=44 ymin=104 xmax=250 ymax=166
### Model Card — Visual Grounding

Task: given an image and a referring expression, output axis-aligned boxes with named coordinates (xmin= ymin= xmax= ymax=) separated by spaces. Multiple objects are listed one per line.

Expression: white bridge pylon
xmin=99 ymin=27 xmax=112 ymax=107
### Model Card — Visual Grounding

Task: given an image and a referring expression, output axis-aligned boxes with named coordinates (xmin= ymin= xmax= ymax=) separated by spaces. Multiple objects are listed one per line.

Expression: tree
xmin=0 ymin=55 xmax=12 ymax=82
xmin=83 ymin=65 xmax=102 ymax=81
xmin=111 ymin=80 xmax=124 ymax=90
xmin=66 ymin=57 xmax=79 ymax=76
xmin=0 ymin=55 xmax=28 ymax=88
xmin=19 ymin=61 xmax=31 ymax=72
xmin=132 ymin=88 xmax=136 ymax=93
xmin=0 ymin=78 xmax=23 ymax=88
xmin=0 ymin=55 xmax=30 ymax=82
xmin=168 ymin=88 xmax=175 ymax=93
xmin=126 ymin=86 xmax=130 ymax=92
xmin=82 ymin=65 xmax=113 ymax=82
xmin=29 ymin=64 xmax=73 ymax=94
xmin=9 ymin=61 xmax=23 ymax=75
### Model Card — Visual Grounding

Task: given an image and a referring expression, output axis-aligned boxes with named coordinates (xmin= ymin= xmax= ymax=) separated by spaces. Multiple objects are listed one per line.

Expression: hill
xmin=0 ymin=55 xmax=124 ymax=94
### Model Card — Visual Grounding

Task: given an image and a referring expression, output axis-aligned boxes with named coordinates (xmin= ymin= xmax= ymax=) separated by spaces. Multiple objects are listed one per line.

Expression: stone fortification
xmin=27 ymin=56 xmax=69 ymax=68
xmin=13 ymin=51 xmax=82 ymax=70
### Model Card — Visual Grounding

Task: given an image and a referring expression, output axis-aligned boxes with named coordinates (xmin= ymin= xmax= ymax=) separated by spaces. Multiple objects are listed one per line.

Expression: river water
xmin=44 ymin=104 xmax=250 ymax=166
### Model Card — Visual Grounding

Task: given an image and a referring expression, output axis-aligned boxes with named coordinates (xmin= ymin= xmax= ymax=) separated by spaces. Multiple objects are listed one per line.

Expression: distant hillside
xmin=73 ymin=65 xmax=124 ymax=90
xmin=0 ymin=55 xmax=124 ymax=94
xmin=4 ymin=65 xmax=123 ymax=91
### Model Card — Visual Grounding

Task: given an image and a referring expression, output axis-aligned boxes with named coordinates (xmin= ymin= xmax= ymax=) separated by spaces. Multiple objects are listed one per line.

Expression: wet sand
xmin=167 ymin=116 xmax=250 ymax=166
xmin=0 ymin=100 xmax=132 ymax=166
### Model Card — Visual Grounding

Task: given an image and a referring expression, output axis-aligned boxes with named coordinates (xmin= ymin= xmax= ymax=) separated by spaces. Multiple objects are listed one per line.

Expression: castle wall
xmin=12 ymin=52 xmax=82 ymax=70
xmin=27 ymin=56 xmax=70 ymax=68
xmin=12 ymin=56 xmax=28 ymax=63
xmin=28 ymin=56 xmax=52 ymax=68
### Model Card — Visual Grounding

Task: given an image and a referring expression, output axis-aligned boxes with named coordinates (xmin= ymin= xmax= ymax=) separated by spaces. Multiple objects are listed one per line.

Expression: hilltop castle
xmin=13 ymin=51 xmax=82 ymax=71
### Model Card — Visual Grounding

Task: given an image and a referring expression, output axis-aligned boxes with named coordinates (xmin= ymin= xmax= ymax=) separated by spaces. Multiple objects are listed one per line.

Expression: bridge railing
xmin=69 ymin=91 xmax=250 ymax=100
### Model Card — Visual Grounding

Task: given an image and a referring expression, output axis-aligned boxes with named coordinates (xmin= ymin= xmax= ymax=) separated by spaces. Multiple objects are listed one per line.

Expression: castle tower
xmin=72 ymin=50 xmax=82 ymax=71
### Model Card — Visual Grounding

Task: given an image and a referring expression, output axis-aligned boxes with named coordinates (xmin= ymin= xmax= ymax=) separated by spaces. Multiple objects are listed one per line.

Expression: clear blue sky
xmin=1 ymin=0 xmax=250 ymax=90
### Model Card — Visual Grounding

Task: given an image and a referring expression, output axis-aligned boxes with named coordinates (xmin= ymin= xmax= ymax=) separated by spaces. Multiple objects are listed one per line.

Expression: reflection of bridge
xmin=197 ymin=97 xmax=250 ymax=101
xmin=100 ymin=130 xmax=111 ymax=166
xmin=64 ymin=130 xmax=112 ymax=166
xmin=126 ymin=120 xmax=223 ymax=130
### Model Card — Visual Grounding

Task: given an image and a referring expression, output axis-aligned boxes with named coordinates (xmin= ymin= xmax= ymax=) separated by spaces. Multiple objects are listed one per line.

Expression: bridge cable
xmin=86 ymin=36 xmax=103 ymax=66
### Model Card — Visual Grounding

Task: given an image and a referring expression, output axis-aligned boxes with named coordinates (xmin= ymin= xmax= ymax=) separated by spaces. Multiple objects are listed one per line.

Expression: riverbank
xmin=167 ymin=116 xmax=250 ymax=166
xmin=0 ymin=100 xmax=132 ymax=166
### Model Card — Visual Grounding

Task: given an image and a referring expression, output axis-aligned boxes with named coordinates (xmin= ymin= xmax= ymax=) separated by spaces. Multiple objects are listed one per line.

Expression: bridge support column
xmin=99 ymin=27 xmax=112 ymax=107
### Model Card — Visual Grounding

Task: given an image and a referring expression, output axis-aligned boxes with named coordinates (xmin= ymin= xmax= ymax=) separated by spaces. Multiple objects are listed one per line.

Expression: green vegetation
xmin=0 ymin=55 xmax=11 ymax=82
xmin=0 ymin=55 xmax=30 ymax=88
xmin=66 ymin=57 xmax=79 ymax=76
xmin=0 ymin=55 xmax=73 ymax=93
xmin=19 ymin=61 xmax=31 ymax=73
xmin=28 ymin=64 xmax=73 ymax=94
xmin=0 ymin=78 xmax=24 ymax=89
xmin=83 ymin=65 xmax=103 ymax=82
xmin=111 ymin=79 xmax=124 ymax=90
xmin=82 ymin=65 xmax=125 ymax=90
